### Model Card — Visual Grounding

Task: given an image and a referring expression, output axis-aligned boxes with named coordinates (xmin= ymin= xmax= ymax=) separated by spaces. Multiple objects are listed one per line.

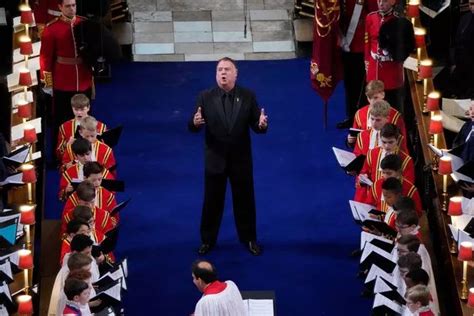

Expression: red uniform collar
xmin=203 ymin=281 xmax=227 ymax=295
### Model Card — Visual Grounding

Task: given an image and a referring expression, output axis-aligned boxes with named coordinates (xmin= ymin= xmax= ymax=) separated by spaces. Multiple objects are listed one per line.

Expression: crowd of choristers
xmin=47 ymin=93 xmax=126 ymax=315
xmin=343 ymin=78 xmax=440 ymax=316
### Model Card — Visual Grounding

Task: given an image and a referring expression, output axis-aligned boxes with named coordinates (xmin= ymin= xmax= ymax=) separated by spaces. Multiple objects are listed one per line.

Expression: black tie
xmin=224 ymin=93 xmax=233 ymax=127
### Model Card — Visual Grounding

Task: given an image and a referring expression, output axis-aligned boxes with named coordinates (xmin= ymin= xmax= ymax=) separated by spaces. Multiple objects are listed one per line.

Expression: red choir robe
xmin=62 ymin=140 xmax=116 ymax=174
xmin=59 ymin=164 xmax=115 ymax=201
xmin=61 ymin=205 xmax=116 ymax=235
xmin=353 ymin=105 xmax=406 ymax=136
xmin=56 ymin=118 xmax=107 ymax=160
xmin=354 ymin=128 xmax=407 ymax=157
xmin=367 ymin=177 xmax=423 ymax=216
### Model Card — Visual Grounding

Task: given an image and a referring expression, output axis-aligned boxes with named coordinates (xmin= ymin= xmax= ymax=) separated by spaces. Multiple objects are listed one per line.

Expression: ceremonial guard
xmin=39 ymin=0 xmax=93 ymax=129
xmin=364 ymin=0 xmax=414 ymax=111
xmin=337 ymin=0 xmax=378 ymax=128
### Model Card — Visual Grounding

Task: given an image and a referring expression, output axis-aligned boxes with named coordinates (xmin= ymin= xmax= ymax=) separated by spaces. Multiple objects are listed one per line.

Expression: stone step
xmin=129 ymin=0 xmax=296 ymax=61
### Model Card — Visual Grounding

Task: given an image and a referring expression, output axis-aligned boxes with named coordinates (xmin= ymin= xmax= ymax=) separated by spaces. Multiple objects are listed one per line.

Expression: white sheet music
xmin=403 ymin=57 xmax=418 ymax=72
xmin=0 ymin=173 xmax=23 ymax=186
xmin=440 ymin=110 xmax=465 ymax=133
xmin=451 ymin=214 xmax=473 ymax=230
xmin=332 ymin=147 xmax=356 ymax=168
xmin=11 ymin=117 xmax=42 ymax=141
xmin=349 ymin=200 xmax=377 ymax=223
xmin=244 ymin=299 xmax=274 ymax=316
xmin=442 ymin=98 xmax=471 ymax=119
xmin=0 ymin=261 xmax=12 ymax=280
xmin=462 ymin=197 xmax=474 ymax=215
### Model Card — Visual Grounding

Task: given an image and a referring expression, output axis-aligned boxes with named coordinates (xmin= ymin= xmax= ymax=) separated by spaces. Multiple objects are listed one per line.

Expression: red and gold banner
xmin=310 ymin=0 xmax=342 ymax=102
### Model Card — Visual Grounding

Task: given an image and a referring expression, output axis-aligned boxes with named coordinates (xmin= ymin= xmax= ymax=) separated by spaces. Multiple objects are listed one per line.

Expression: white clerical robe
xmin=194 ymin=280 xmax=247 ymax=316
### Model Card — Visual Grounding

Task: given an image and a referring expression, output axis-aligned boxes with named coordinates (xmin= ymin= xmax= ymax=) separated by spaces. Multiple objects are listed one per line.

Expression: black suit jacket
xmin=189 ymin=85 xmax=267 ymax=174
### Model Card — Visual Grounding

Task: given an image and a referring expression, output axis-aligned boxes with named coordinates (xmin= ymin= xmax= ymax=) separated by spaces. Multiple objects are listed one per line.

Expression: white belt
xmin=370 ymin=50 xmax=392 ymax=62
xmin=48 ymin=9 xmax=61 ymax=16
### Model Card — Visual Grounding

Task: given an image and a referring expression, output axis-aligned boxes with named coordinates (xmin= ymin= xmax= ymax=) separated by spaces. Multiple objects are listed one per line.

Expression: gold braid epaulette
xmin=46 ymin=17 xmax=59 ymax=26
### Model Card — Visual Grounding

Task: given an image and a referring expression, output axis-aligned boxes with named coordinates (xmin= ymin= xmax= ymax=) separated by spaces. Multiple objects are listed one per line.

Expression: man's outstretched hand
xmin=258 ymin=108 xmax=268 ymax=129
xmin=193 ymin=106 xmax=205 ymax=127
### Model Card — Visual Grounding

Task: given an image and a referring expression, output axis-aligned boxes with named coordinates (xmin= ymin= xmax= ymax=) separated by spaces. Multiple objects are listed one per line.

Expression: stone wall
xmin=129 ymin=0 xmax=296 ymax=61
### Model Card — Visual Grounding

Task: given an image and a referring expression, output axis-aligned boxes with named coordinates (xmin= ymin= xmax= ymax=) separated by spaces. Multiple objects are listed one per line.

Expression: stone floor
xmin=129 ymin=0 xmax=296 ymax=61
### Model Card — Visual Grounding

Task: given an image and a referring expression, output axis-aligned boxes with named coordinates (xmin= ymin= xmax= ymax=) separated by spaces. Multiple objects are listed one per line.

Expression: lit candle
xmin=427 ymin=91 xmax=440 ymax=112
xmin=23 ymin=124 xmax=37 ymax=143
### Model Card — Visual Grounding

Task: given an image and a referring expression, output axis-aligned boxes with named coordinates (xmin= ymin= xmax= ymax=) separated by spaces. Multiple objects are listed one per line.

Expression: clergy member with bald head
xmin=189 ymin=57 xmax=268 ymax=256
xmin=191 ymin=260 xmax=247 ymax=316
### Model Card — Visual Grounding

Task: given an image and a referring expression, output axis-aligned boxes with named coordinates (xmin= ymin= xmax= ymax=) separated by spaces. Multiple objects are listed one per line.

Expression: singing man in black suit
xmin=188 ymin=57 xmax=268 ymax=256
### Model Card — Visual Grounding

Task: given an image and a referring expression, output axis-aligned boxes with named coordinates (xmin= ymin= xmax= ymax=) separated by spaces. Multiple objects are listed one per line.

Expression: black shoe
xmin=197 ymin=243 xmax=213 ymax=255
xmin=247 ymin=241 xmax=262 ymax=256
xmin=336 ymin=118 xmax=353 ymax=129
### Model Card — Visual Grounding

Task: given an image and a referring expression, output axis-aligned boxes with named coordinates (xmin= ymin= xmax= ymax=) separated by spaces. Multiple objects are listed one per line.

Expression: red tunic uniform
xmin=40 ymin=15 xmax=93 ymax=92
xmin=365 ymin=10 xmax=404 ymax=90
xmin=340 ymin=0 xmax=379 ymax=53
xmin=56 ymin=119 xmax=107 ymax=160
xmin=368 ymin=177 xmax=423 ymax=216
xmin=353 ymin=104 xmax=406 ymax=136
xmin=62 ymin=140 xmax=116 ymax=173
xmin=63 ymin=187 xmax=117 ymax=216
xmin=354 ymin=148 xmax=414 ymax=202
xmin=59 ymin=164 xmax=115 ymax=201
xmin=61 ymin=205 xmax=116 ymax=235
xmin=354 ymin=128 xmax=407 ymax=157
xmin=32 ymin=0 xmax=61 ymax=25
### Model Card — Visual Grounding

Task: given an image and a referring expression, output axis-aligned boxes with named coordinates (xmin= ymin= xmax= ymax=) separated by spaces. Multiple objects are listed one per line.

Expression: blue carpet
xmin=45 ymin=59 xmax=372 ymax=315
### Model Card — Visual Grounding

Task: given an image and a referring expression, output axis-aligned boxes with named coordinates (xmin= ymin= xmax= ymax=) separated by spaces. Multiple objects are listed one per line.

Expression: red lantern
xmin=20 ymin=6 xmax=34 ymax=25
xmin=23 ymin=125 xmax=37 ymax=143
xmin=17 ymin=294 xmax=33 ymax=315
xmin=18 ymin=249 xmax=34 ymax=269
xmin=20 ymin=205 xmax=36 ymax=225
xmin=459 ymin=241 xmax=473 ymax=261
xmin=17 ymin=100 xmax=32 ymax=119
xmin=448 ymin=196 xmax=463 ymax=216
xmin=468 ymin=288 xmax=474 ymax=307
xmin=414 ymin=28 xmax=426 ymax=48
xmin=428 ymin=115 xmax=443 ymax=135
xmin=438 ymin=156 xmax=452 ymax=175
xmin=407 ymin=0 xmax=420 ymax=18
xmin=419 ymin=60 xmax=433 ymax=79
xmin=21 ymin=164 xmax=36 ymax=183
xmin=427 ymin=91 xmax=440 ymax=111
xmin=19 ymin=37 xmax=33 ymax=56
xmin=18 ymin=69 xmax=32 ymax=87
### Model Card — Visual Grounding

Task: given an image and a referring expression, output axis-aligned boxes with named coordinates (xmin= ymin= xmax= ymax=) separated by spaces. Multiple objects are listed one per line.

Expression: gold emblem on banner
xmin=310 ymin=61 xmax=333 ymax=87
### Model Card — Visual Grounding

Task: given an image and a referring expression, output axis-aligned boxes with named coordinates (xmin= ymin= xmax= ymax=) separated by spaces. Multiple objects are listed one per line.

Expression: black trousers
xmin=342 ymin=51 xmax=366 ymax=119
xmin=200 ymin=163 xmax=257 ymax=245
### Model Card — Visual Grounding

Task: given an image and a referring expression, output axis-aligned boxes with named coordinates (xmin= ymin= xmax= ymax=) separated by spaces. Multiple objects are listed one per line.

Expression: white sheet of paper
xmin=440 ymin=110 xmax=465 ymax=133
xmin=13 ymin=16 xmax=36 ymax=33
xmin=0 ymin=261 xmax=12 ymax=281
xmin=0 ymin=8 xmax=6 ymax=25
xmin=458 ymin=230 xmax=474 ymax=249
xmin=349 ymin=200 xmax=375 ymax=223
xmin=7 ymin=69 xmax=38 ymax=92
xmin=360 ymin=231 xmax=393 ymax=251
xmin=0 ymin=173 xmax=23 ymax=186
xmin=360 ymin=242 xmax=394 ymax=263
xmin=419 ymin=0 xmax=450 ymax=18
xmin=332 ymin=147 xmax=356 ymax=168
xmin=11 ymin=117 xmax=42 ymax=141
xmin=365 ymin=264 xmax=394 ymax=284
xmin=427 ymin=144 xmax=443 ymax=157
xmin=13 ymin=41 xmax=41 ymax=63
xmin=442 ymin=98 xmax=471 ymax=118
xmin=11 ymin=91 xmax=34 ymax=108
xmin=373 ymin=293 xmax=404 ymax=313
xmin=374 ymin=276 xmax=396 ymax=294
xmin=13 ymin=56 xmax=40 ymax=72
xmin=359 ymin=174 xmax=373 ymax=186
xmin=463 ymin=197 xmax=474 ymax=215
xmin=451 ymin=214 xmax=473 ymax=230
xmin=403 ymin=57 xmax=418 ymax=72
xmin=245 ymin=299 xmax=274 ymax=316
